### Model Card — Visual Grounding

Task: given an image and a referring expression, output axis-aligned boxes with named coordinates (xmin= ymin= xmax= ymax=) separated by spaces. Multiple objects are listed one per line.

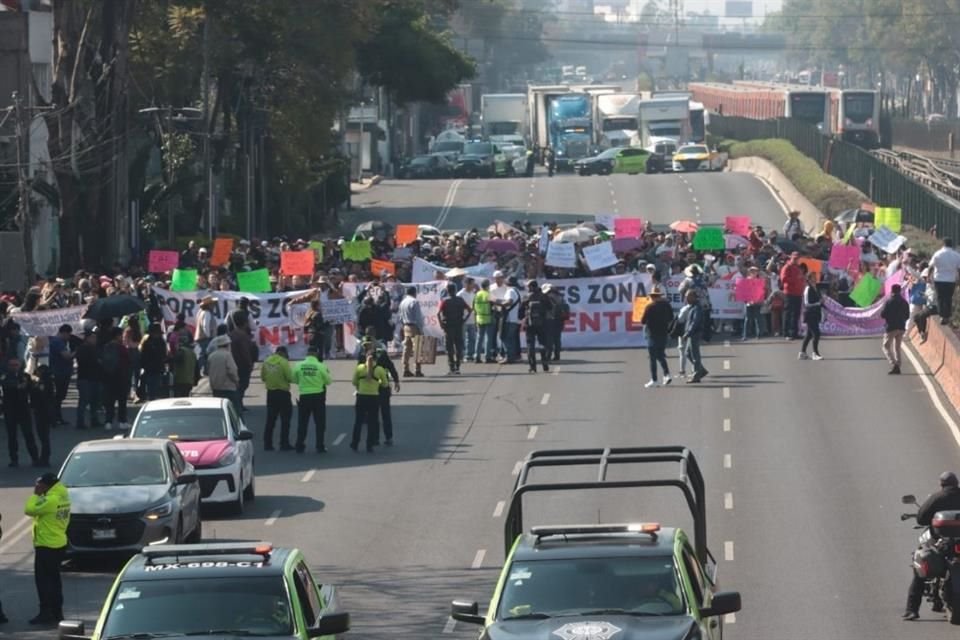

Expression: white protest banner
xmin=538 ymin=227 xmax=550 ymax=255
xmin=153 ymin=288 xmax=313 ymax=360
xmin=595 ymin=214 xmax=617 ymax=231
xmin=582 ymin=241 xmax=618 ymax=271
xmin=321 ymin=298 xmax=355 ymax=325
xmin=545 ymin=241 xmax=577 ymax=268
xmin=11 ymin=306 xmax=86 ymax=337
xmin=868 ymin=226 xmax=907 ymax=254
xmin=663 ymin=274 xmax=748 ymax=320
xmin=412 ymin=257 xmax=497 ymax=283
xmin=342 ymin=281 xmax=446 ymax=355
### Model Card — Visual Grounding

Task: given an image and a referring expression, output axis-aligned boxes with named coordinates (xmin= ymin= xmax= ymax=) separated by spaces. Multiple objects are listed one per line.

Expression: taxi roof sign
xmin=141 ymin=542 xmax=273 ymax=562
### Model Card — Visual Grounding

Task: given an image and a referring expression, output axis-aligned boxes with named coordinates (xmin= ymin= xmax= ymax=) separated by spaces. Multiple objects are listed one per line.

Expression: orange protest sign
xmin=280 ymin=250 xmax=315 ymax=276
xmin=631 ymin=296 xmax=651 ymax=323
xmin=395 ymin=224 xmax=419 ymax=246
xmin=370 ymin=259 xmax=396 ymax=276
xmin=209 ymin=237 xmax=233 ymax=267
xmin=798 ymin=257 xmax=823 ymax=281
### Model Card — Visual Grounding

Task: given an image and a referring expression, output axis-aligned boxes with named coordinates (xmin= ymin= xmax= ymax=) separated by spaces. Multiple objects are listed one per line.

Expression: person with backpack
xmin=520 ymin=280 xmax=554 ymax=374
xmin=438 ymin=283 xmax=470 ymax=374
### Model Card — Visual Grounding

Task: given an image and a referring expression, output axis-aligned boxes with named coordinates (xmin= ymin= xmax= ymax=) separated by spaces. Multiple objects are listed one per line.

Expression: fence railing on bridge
xmin=709 ymin=114 xmax=960 ymax=243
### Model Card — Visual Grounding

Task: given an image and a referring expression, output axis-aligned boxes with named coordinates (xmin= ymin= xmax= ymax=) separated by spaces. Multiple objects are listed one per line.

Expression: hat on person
xmin=492 ymin=270 xmax=504 ymax=278
xmin=541 ymin=284 xmax=553 ymax=293
xmin=684 ymin=265 xmax=701 ymax=277
xmin=200 ymin=295 xmax=218 ymax=306
xmin=941 ymin=471 xmax=959 ymax=487
xmin=198 ymin=247 xmax=208 ymax=254
xmin=210 ymin=334 xmax=231 ymax=350
xmin=506 ymin=276 xmax=519 ymax=286
xmin=645 ymin=263 xmax=656 ymax=272
xmin=649 ymin=286 xmax=665 ymax=297
xmin=37 ymin=472 xmax=59 ymax=486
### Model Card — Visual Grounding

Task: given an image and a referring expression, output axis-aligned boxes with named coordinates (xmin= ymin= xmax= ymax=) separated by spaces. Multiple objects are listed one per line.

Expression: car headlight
xmin=145 ymin=502 xmax=173 ymax=521
xmin=217 ymin=448 xmax=238 ymax=467
xmin=556 ymin=150 xmax=564 ymax=156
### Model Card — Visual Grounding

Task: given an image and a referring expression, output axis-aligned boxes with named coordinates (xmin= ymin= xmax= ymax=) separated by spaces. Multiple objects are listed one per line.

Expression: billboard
xmin=724 ymin=0 xmax=753 ymax=17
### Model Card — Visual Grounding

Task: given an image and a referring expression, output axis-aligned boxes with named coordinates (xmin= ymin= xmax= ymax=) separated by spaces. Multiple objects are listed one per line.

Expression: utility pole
xmin=202 ymin=4 xmax=213 ymax=240
xmin=12 ymin=91 xmax=35 ymax=287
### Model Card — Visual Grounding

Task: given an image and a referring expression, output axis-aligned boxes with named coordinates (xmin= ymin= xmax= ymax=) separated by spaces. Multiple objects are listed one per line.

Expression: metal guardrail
xmin=871 ymin=149 xmax=960 ymax=203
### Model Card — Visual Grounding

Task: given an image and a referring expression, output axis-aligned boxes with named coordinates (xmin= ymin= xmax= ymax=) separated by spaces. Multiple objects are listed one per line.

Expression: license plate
xmin=92 ymin=528 xmax=116 ymax=540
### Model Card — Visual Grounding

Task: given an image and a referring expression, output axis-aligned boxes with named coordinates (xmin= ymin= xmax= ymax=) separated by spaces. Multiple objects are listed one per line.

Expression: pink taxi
xmin=127 ymin=397 xmax=255 ymax=514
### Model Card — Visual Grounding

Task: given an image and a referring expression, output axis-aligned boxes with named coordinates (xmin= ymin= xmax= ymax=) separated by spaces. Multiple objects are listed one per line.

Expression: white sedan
xmin=127 ymin=397 xmax=255 ymax=514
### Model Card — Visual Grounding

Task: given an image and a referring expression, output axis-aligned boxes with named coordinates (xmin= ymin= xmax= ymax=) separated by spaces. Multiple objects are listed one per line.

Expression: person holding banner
xmin=799 ymin=270 xmax=824 ymax=361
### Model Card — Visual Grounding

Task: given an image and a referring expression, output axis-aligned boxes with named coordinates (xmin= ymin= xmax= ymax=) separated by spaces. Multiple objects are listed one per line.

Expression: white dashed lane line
xmin=264 ymin=510 xmax=282 ymax=526
xmin=723 ymin=359 xmax=731 ymax=370
xmin=723 ymin=418 xmax=731 ymax=432
xmin=300 ymin=469 xmax=316 ymax=483
xmin=442 ymin=618 xmax=457 ymax=634
xmin=724 ymin=492 xmax=734 ymax=510
xmin=527 ymin=425 xmax=539 ymax=440
xmin=540 ymin=393 xmax=550 ymax=405
xmin=0 ymin=516 xmax=32 ymax=554
xmin=493 ymin=501 xmax=506 ymax=518
xmin=724 ymin=541 xmax=735 ymax=561
xmin=724 ymin=453 xmax=732 ymax=469
xmin=332 ymin=433 xmax=346 ymax=446
xmin=512 ymin=460 xmax=523 ymax=475
xmin=725 ymin=613 xmax=737 ymax=624
xmin=471 ymin=549 xmax=486 ymax=569
xmin=722 ymin=387 xmax=731 ymax=399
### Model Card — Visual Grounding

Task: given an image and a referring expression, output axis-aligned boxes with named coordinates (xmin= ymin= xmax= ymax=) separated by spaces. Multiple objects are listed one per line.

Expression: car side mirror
xmin=237 ymin=430 xmax=254 ymax=441
xmin=177 ymin=472 xmax=198 ymax=485
xmin=902 ymin=494 xmax=918 ymax=505
xmin=701 ymin=591 xmax=741 ymax=617
xmin=451 ymin=600 xmax=485 ymax=625
xmin=58 ymin=620 xmax=89 ymax=640
xmin=307 ymin=612 xmax=350 ymax=637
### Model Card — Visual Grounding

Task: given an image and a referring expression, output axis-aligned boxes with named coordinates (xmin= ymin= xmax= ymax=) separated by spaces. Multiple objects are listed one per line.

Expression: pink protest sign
xmin=828 ymin=244 xmax=860 ymax=270
xmin=725 ymin=216 xmax=751 ymax=236
xmin=614 ymin=217 xmax=644 ymax=238
xmin=148 ymin=250 xmax=179 ymax=273
xmin=735 ymin=277 xmax=765 ymax=303
xmin=883 ymin=270 xmax=908 ymax=299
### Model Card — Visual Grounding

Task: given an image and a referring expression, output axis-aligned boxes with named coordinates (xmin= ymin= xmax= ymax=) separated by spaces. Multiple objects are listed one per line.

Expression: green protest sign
xmin=342 ymin=240 xmax=372 ymax=261
xmin=692 ymin=227 xmax=724 ymax=250
xmin=237 ymin=268 xmax=272 ymax=293
xmin=170 ymin=268 xmax=197 ymax=292
xmin=850 ymin=273 xmax=881 ymax=307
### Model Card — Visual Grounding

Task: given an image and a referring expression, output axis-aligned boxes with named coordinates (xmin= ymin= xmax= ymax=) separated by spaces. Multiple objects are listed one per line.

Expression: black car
xmin=398 ymin=154 xmax=454 ymax=179
xmin=454 ymin=141 xmax=509 ymax=178
xmin=430 ymin=140 xmax=464 ymax=163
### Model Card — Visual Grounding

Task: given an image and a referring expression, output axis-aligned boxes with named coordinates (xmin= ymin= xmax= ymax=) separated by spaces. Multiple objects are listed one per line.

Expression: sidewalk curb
xmin=350 ymin=175 xmax=383 ymax=193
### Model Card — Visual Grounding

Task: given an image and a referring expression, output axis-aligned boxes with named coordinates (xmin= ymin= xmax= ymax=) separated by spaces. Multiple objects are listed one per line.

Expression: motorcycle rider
xmin=905 ymin=471 xmax=960 ymax=620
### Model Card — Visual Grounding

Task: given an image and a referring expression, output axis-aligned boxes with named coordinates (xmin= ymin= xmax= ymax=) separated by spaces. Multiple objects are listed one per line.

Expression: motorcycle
xmin=902 ymin=494 xmax=960 ymax=624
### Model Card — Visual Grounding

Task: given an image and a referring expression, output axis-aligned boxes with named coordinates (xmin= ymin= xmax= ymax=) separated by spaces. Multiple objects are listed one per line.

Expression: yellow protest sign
xmin=632 ymin=296 xmax=651 ymax=323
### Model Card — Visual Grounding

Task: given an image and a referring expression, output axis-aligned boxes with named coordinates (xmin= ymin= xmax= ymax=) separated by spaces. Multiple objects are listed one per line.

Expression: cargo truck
xmin=637 ymin=96 xmax=690 ymax=149
xmin=528 ymin=85 xmax=569 ymax=163
xmin=593 ymin=92 xmax=641 ymax=149
xmin=548 ymin=92 xmax=593 ymax=171
xmin=480 ymin=94 xmax=528 ymax=140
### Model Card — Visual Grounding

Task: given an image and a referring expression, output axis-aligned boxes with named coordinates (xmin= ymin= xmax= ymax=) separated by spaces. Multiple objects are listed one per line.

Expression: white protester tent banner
xmin=581 ymin=241 xmax=619 ymax=271
xmin=12 ymin=306 xmax=86 ymax=337
xmin=868 ymin=226 xmax=907 ymax=254
xmin=545 ymin=241 xmax=577 ymax=268
xmin=320 ymin=298 xmax=355 ymax=325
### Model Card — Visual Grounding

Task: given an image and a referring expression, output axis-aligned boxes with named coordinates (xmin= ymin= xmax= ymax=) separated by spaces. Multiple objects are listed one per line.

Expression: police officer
xmin=904 ymin=471 xmax=960 ymax=620
xmin=358 ymin=331 xmax=401 ymax=446
xmin=25 ymin=472 xmax=70 ymax=625
xmin=520 ymin=280 xmax=553 ymax=373
xmin=293 ymin=347 xmax=332 ymax=453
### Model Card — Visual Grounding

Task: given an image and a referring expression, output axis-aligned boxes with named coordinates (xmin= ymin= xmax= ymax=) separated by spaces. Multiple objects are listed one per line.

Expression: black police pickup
xmin=451 ymin=447 xmax=741 ymax=640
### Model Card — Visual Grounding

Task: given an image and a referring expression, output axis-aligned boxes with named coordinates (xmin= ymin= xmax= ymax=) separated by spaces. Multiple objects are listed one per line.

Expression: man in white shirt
xmin=499 ymin=276 xmax=522 ymax=363
xmin=931 ymin=238 xmax=960 ymax=324
xmin=489 ymin=270 xmax=508 ymax=358
xmin=457 ymin=278 xmax=478 ymax=362
xmin=193 ymin=295 xmax=218 ymax=373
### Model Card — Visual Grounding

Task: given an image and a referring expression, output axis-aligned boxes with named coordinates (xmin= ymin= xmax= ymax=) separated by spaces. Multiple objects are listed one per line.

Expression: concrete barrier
xmin=728 ymin=156 xmax=826 ymax=232
xmin=909 ymin=321 xmax=960 ymax=412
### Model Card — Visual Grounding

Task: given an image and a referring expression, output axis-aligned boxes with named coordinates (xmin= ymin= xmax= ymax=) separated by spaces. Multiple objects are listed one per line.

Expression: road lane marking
xmin=722 ymin=387 xmax=730 ymax=399
xmin=301 ymin=469 xmax=316 ymax=483
xmin=724 ymin=492 xmax=734 ymax=510
xmin=540 ymin=393 xmax=550 ymax=405
xmin=723 ymin=418 xmax=731 ymax=432
xmin=724 ymin=453 xmax=732 ymax=468
xmin=512 ymin=461 xmax=523 ymax=475
xmin=688 ymin=187 xmax=694 ymax=192
xmin=264 ymin=510 xmax=282 ymax=526
xmin=471 ymin=549 xmax=486 ymax=569
xmin=611 ymin=199 xmax=617 ymax=206
xmin=723 ymin=359 xmax=730 ymax=370
xmin=691 ymin=197 xmax=698 ymax=203
xmin=723 ymin=339 xmax=731 ymax=347
xmin=725 ymin=613 xmax=736 ymax=624
xmin=903 ymin=344 xmax=960 ymax=450
xmin=493 ymin=501 xmax=506 ymax=517
xmin=435 ymin=179 xmax=462 ymax=228
xmin=724 ymin=541 xmax=734 ymax=561
xmin=333 ymin=433 xmax=346 ymax=446
xmin=443 ymin=618 xmax=457 ymax=634
xmin=0 ymin=516 xmax=33 ymax=554
xmin=527 ymin=425 xmax=538 ymax=440
xmin=551 ymin=366 xmax=560 ymax=376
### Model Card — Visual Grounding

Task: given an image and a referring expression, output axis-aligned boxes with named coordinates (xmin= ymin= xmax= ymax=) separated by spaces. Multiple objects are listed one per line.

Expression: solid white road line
xmin=265 ymin=510 xmax=282 ymax=526
xmin=442 ymin=618 xmax=457 ymax=634
xmin=540 ymin=393 xmax=550 ymax=405
xmin=725 ymin=613 xmax=737 ymax=624
xmin=724 ymin=492 xmax=734 ymax=510
xmin=301 ymin=469 xmax=316 ymax=483
xmin=435 ymin=179 xmax=462 ymax=228
xmin=724 ymin=453 xmax=732 ymax=468
xmin=471 ymin=549 xmax=486 ymax=569
xmin=332 ymin=433 xmax=346 ymax=446
xmin=512 ymin=461 xmax=523 ymax=476
xmin=723 ymin=359 xmax=731 ymax=370
xmin=551 ymin=365 xmax=560 ymax=376
xmin=724 ymin=540 xmax=735 ymax=561
xmin=723 ymin=418 xmax=731 ymax=432
xmin=0 ymin=516 xmax=33 ymax=554
xmin=723 ymin=339 xmax=731 ymax=348
xmin=527 ymin=425 xmax=539 ymax=440
xmin=903 ymin=344 xmax=960 ymax=449
xmin=722 ymin=387 xmax=731 ymax=399
xmin=493 ymin=501 xmax=506 ymax=518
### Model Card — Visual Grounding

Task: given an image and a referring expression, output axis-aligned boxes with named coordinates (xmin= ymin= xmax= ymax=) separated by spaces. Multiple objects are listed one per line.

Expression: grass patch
xmin=720 ymin=138 xmax=865 ymax=218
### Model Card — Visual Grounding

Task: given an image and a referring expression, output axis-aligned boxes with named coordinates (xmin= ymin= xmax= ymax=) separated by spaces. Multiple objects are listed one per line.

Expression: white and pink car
xmin=127 ymin=397 xmax=255 ymax=514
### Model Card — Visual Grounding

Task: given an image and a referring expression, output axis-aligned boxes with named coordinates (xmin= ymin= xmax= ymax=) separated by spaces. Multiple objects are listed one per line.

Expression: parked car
xmin=574 ymin=147 xmax=656 ymax=176
xmin=454 ymin=141 xmax=509 ymax=178
xmin=60 ymin=438 xmax=202 ymax=555
xmin=398 ymin=154 xmax=454 ymax=179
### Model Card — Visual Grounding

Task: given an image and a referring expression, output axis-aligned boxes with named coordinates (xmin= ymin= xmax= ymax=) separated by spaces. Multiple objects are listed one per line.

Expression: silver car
xmin=59 ymin=438 xmax=202 ymax=555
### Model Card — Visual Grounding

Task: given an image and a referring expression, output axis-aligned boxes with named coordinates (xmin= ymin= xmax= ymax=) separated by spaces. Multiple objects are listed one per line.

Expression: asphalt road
xmin=3 ymin=168 xmax=960 ymax=639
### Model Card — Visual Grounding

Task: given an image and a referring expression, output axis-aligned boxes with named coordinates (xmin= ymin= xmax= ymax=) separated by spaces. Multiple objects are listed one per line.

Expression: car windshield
xmin=101 ymin=577 xmax=292 ymax=638
xmin=678 ymin=146 xmax=708 ymax=155
xmin=597 ymin=148 xmax=621 ymax=159
xmin=410 ymin=157 xmax=432 ymax=166
xmin=433 ymin=141 xmax=463 ymax=152
xmin=464 ymin=142 xmax=493 ymax=155
xmin=498 ymin=556 xmax=684 ymax=619
xmin=134 ymin=408 xmax=228 ymax=441
xmin=61 ymin=450 xmax=167 ymax=487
